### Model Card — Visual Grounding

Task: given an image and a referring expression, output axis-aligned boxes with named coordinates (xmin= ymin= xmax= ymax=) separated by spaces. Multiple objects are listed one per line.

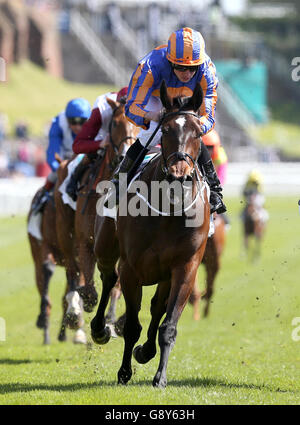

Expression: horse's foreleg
xmin=153 ymin=263 xmax=199 ymax=388
xmin=58 ymin=284 xmax=68 ymax=342
xmin=90 ymin=269 xmax=118 ymax=345
xmin=134 ymin=280 xmax=170 ymax=365
xmin=105 ymin=278 xmax=122 ymax=324
xmin=189 ymin=280 xmax=201 ymax=321
xmin=117 ymin=263 xmax=142 ymax=385
xmin=77 ymin=241 xmax=98 ymax=313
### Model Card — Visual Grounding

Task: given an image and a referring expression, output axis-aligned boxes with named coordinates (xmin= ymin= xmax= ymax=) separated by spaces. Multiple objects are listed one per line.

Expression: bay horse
xmin=91 ymin=81 xmax=210 ymax=388
xmin=189 ymin=213 xmax=226 ymax=320
xmin=27 ymin=188 xmax=85 ymax=345
xmin=54 ymin=98 xmax=137 ymax=330
xmin=242 ymin=192 xmax=268 ymax=261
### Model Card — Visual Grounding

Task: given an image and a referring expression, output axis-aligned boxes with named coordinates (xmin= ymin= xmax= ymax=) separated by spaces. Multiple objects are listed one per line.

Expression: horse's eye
xmin=112 ymin=120 xmax=117 ymax=129
xmin=162 ymin=126 xmax=169 ymax=135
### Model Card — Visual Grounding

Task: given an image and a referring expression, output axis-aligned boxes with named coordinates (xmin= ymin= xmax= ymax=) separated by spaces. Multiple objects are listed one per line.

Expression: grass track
xmin=0 ymin=197 xmax=300 ymax=405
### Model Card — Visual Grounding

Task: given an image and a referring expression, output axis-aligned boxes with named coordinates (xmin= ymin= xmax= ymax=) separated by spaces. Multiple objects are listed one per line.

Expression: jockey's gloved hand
xmin=144 ymin=109 xmax=165 ymax=123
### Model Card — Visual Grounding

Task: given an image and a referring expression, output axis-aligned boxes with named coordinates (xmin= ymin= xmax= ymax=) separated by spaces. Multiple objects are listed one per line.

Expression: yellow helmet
xmin=248 ymin=170 xmax=263 ymax=184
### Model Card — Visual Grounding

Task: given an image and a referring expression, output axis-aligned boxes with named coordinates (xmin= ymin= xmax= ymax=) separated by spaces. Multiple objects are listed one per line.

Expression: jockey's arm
xmin=125 ymin=62 xmax=158 ymax=129
xmin=47 ymin=117 xmax=63 ymax=171
xmin=198 ymin=61 xmax=218 ymax=136
xmin=72 ymin=108 xmax=103 ymax=154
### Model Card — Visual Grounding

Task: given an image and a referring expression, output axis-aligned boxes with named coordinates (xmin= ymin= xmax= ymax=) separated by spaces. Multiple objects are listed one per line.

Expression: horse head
xmin=107 ymin=97 xmax=138 ymax=161
xmin=159 ymin=81 xmax=203 ymax=184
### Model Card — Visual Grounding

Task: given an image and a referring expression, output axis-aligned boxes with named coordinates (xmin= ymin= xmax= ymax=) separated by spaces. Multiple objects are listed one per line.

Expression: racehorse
xmin=27 ymin=187 xmax=85 ymax=345
xmin=91 ymin=81 xmax=210 ymax=388
xmin=189 ymin=213 xmax=226 ymax=320
xmin=54 ymin=97 xmax=137 ymax=330
xmin=242 ymin=192 xmax=268 ymax=261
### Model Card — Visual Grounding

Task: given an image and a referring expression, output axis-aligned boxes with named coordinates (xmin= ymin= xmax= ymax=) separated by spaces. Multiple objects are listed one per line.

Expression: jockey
xmin=65 ymin=87 xmax=128 ymax=201
xmin=32 ymin=98 xmax=91 ymax=214
xmin=243 ymin=169 xmax=263 ymax=200
xmin=203 ymin=128 xmax=230 ymax=226
xmin=242 ymin=169 xmax=268 ymax=223
xmin=202 ymin=128 xmax=227 ymax=186
xmin=110 ymin=27 xmax=226 ymax=214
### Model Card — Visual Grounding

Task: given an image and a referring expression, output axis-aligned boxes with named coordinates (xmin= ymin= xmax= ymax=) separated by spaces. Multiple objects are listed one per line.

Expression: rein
xmin=108 ymin=104 xmax=137 ymax=159
xmin=130 ymin=109 xmax=204 ymax=217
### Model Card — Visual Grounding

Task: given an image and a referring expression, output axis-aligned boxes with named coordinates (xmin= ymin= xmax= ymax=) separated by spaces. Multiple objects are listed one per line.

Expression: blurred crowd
xmin=0 ymin=112 xmax=50 ymax=179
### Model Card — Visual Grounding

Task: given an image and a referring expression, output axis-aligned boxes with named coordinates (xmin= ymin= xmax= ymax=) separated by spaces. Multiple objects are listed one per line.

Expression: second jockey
xmin=203 ymin=128 xmax=230 ymax=226
xmin=32 ymin=98 xmax=91 ymax=214
xmin=110 ymin=27 xmax=226 ymax=214
xmin=65 ymin=87 xmax=129 ymax=201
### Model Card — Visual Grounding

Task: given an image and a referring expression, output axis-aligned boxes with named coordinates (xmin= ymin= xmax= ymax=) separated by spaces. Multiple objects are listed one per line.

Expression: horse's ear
xmin=190 ymin=83 xmax=203 ymax=112
xmin=107 ymin=97 xmax=118 ymax=111
xmin=160 ymin=80 xmax=172 ymax=110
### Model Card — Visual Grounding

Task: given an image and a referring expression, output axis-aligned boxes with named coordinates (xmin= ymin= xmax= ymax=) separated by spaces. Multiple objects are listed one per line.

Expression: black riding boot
xmin=198 ymin=141 xmax=227 ymax=214
xmin=66 ymin=159 xmax=89 ymax=202
xmin=109 ymin=139 xmax=147 ymax=207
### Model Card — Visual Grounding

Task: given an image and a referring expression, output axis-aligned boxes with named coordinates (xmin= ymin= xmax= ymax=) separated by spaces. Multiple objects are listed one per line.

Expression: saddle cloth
xmin=58 ymin=154 xmax=85 ymax=211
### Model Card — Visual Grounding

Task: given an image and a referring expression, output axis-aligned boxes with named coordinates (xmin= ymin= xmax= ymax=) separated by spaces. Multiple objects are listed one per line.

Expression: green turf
xmin=0 ymin=197 xmax=300 ymax=405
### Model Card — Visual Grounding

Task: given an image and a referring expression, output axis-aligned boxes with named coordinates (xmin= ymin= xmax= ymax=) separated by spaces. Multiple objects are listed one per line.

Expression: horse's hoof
xmin=58 ymin=332 xmax=67 ymax=342
xmin=73 ymin=328 xmax=87 ymax=345
xmin=36 ymin=314 xmax=47 ymax=329
xmin=133 ymin=345 xmax=147 ymax=364
xmin=133 ymin=344 xmax=156 ymax=364
xmin=91 ymin=325 xmax=111 ymax=345
xmin=152 ymin=373 xmax=167 ymax=389
xmin=65 ymin=312 xmax=83 ymax=330
xmin=77 ymin=286 xmax=98 ymax=313
xmin=117 ymin=367 xmax=132 ymax=385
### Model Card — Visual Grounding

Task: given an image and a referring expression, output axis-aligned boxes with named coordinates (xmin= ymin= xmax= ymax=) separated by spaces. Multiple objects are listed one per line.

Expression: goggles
xmin=67 ymin=117 xmax=87 ymax=125
xmin=172 ymin=63 xmax=199 ymax=73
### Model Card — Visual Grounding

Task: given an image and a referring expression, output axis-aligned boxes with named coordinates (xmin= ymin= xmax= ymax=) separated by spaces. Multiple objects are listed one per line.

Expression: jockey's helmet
xmin=117 ymin=87 xmax=128 ymax=102
xmin=65 ymin=98 xmax=91 ymax=120
xmin=248 ymin=169 xmax=263 ymax=184
xmin=166 ymin=27 xmax=205 ymax=66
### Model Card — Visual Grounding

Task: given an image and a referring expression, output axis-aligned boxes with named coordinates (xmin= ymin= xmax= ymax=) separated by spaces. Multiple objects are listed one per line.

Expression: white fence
xmin=0 ymin=163 xmax=299 ymax=216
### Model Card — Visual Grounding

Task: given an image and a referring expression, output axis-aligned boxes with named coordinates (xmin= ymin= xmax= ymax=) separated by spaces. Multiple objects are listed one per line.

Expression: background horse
xmin=27 ymin=186 xmax=85 ymax=345
xmin=242 ymin=192 xmax=268 ymax=261
xmin=189 ymin=214 xmax=226 ymax=320
xmin=54 ymin=98 xmax=137 ymax=331
xmin=91 ymin=81 xmax=210 ymax=388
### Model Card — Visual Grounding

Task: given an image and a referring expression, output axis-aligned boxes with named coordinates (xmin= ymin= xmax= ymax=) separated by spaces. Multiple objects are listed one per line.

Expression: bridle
xmin=159 ymin=110 xmax=202 ymax=179
xmin=108 ymin=104 xmax=137 ymax=158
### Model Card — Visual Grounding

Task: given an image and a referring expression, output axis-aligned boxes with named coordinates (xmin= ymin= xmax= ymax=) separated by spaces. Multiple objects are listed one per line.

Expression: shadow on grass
xmin=0 ymin=358 xmax=53 ymax=365
xmin=129 ymin=377 xmax=297 ymax=394
xmin=0 ymin=377 xmax=297 ymax=394
xmin=0 ymin=382 xmax=114 ymax=394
